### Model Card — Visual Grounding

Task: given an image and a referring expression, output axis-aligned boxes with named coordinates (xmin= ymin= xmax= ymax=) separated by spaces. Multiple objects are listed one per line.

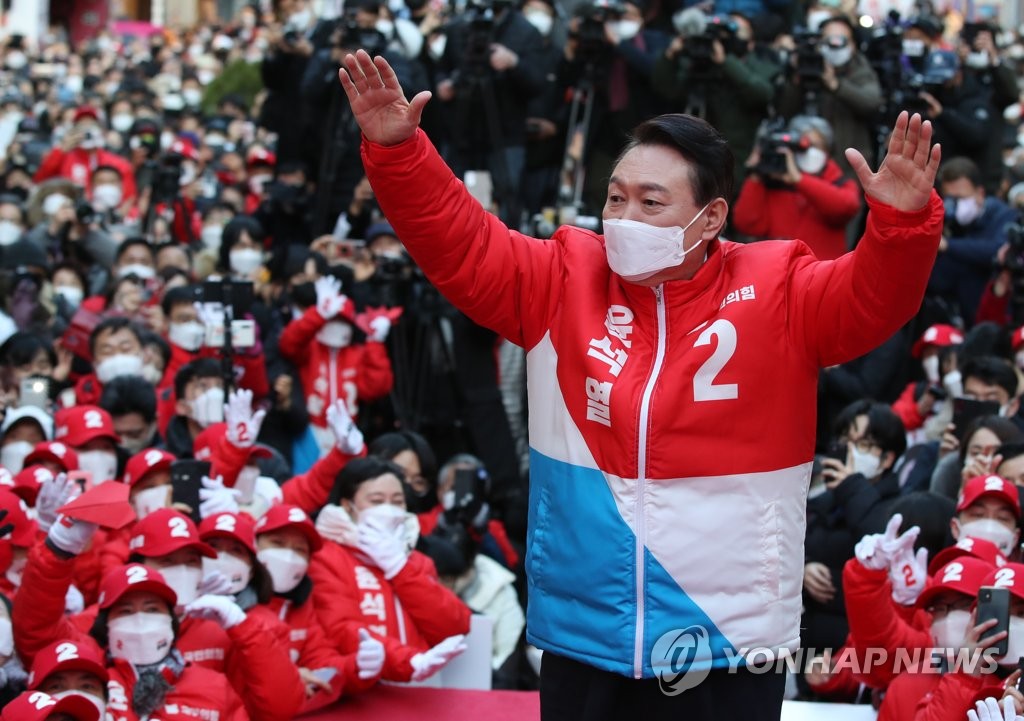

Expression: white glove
xmin=854 ymin=514 xmax=910 ymax=572
xmin=199 ymin=569 xmax=235 ymax=596
xmin=968 ymin=697 xmax=1024 ymax=721
xmin=368 ymin=316 xmax=391 ymax=343
xmin=889 ymin=546 xmax=929 ymax=606
xmin=315 ymin=276 xmax=346 ymax=319
xmin=65 ymin=584 xmax=85 ymax=614
xmin=316 ymin=504 xmax=359 ymax=546
xmin=47 ymin=515 xmax=98 ymax=556
xmin=199 ymin=475 xmax=241 ymax=519
xmin=35 ymin=473 xmax=76 ymax=533
xmin=356 ymin=628 xmax=385 ymax=679
xmin=184 ymin=594 xmax=247 ymax=629
xmin=193 ymin=301 xmax=224 ymax=329
xmin=327 ymin=400 xmax=364 ymax=454
xmin=224 ymin=388 xmax=267 ymax=449
xmin=357 ymin=517 xmax=409 ymax=580
xmin=410 ymin=635 xmax=467 ymax=681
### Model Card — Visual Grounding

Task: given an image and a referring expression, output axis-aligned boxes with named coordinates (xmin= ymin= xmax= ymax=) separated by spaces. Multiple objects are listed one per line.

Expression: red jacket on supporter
xmin=310 ymin=543 xmax=471 ymax=681
xmin=732 ymin=159 xmax=861 ymax=260
xmin=34 ymin=147 xmax=138 ymax=202
xmin=278 ymin=305 xmax=393 ymax=428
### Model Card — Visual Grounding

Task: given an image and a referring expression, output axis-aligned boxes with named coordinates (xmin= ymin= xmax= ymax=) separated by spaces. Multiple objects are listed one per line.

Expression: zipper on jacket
xmin=634 ymin=284 xmax=667 ymax=678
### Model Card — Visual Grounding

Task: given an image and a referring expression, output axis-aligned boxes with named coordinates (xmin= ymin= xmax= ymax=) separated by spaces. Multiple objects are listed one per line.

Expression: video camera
xmin=755 ymin=123 xmax=809 ymax=176
xmin=572 ymin=0 xmax=624 ymax=69
xmin=1002 ymin=215 xmax=1024 ymax=327
xmin=792 ymin=29 xmax=824 ymax=88
xmin=336 ymin=15 xmax=387 ymax=57
xmin=462 ymin=2 xmax=497 ymax=72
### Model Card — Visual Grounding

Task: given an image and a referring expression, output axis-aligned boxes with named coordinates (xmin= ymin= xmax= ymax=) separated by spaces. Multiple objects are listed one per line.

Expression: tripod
xmin=558 ymin=72 xmax=597 ymax=215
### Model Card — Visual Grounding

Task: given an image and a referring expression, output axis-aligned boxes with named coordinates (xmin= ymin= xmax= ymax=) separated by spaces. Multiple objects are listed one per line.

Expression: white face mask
xmin=111 ymin=114 xmax=134 ymax=133
xmin=1016 ymin=350 xmax=1024 ymax=371
xmin=132 ymin=485 xmax=170 ymax=520
xmin=55 ymin=285 xmax=84 ymax=309
xmin=316 ymin=320 xmax=353 ymax=348
xmin=201 ymin=225 xmax=223 ymax=252
xmin=0 ymin=220 xmax=21 ymax=245
xmin=944 ymin=370 xmax=963 ymax=398
xmin=230 ymin=248 xmax=263 ymax=276
xmin=168 ymin=321 xmax=206 ymax=352
xmin=603 ymin=202 xmax=710 ymax=283
xmin=77 ymin=450 xmax=118 ymax=484
xmin=96 ymin=353 xmax=144 ymax=383
xmin=257 ymin=547 xmax=309 ymax=593
xmin=806 ymin=9 xmax=833 ymax=31
xmin=428 ymin=35 xmax=447 ymax=60
xmin=850 ymin=444 xmax=882 ymax=479
xmin=43 ymin=193 xmax=71 ymax=217
xmin=0 ymin=617 xmax=12 ymax=659
xmin=159 ymin=564 xmax=202 ymax=606
xmin=820 ymin=43 xmax=853 ymax=68
xmin=204 ymin=553 xmax=253 ymax=595
xmin=615 ymin=20 xmax=641 ymax=40
xmin=965 ymin=50 xmax=989 ymax=69
xmin=117 ymin=263 xmax=155 ymax=280
xmin=1002 ymin=615 xmax=1024 ymax=666
xmin=289 ymin=9 xmax=313 ymax=29
xmin=0 ymin=440 xmax=34 ymax=475
xmin=524 ymin=9 xmax=554 ymax=36
xmin=191 ymin=387 xmax=226 ymax=428
xmin=923 ymin=355 xmax=941 ymax=383
xmin=931 ymin=608 xmax=971 ymax=650
xmin=796 ymin=146 xmax=828 ymax=174
xmin=5 ymin=556 xmax=25 ymax=590
xmin=5 ymin=51 xmax=27 ymax=70
xmin=92 ymin=183 xmax=123 ymax=211
xmin=141 ymin=363 xmax=163 ymax=385
xmin=108 ymin=612 xmax=174 ymax=665
xmin=442 ymin=489 xmax=456 ymax=511
xmin=248 ymin=175 xmax=270 ymax=196
xmin=50 ymin=690 xmax=106 ymax=717
xmin=376 ymin=18 xmax=395 ymax=37
xmin=903 ymin=39 xmax=927 ymax=57
xmin=183 ymin=88 xmax=202 ymax=106
xmin=954 ymin=196 xmax=982 ymax=226
xmin=958 ymin=518 xmax=1017 ymax=555
xmin=198 ymin=69 xmax=216 ymax=86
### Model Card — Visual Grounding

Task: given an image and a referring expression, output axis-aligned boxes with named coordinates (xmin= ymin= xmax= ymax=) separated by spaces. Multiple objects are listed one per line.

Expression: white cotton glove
xmin=368 ymin=316 xmax=391 ymax=343
xmin=410 ymin=635 xmax=468 ymax=682
xmin=967 ymin=697 xmax=1024 ymax=721
xmin=327 ymin=400 xmax=364 ymax=454
xmin=184 ymin=594 xmax=247 ymax=629
xmin=315 ymin=504 xmax=359 ymax=546
xmin=357 ymin=516 xmax=409 ymax=580
xmin=356 ymin=628 xmax=385 ymax=679
xmin=854 ymin=514 xmax=908 ymax=572
xmin=199 ymin=475 xmax=241 ymax=519
xmin=47 ymin=515 xmax=98 ymax=556
xmin=65 ymin=584 xmax=85 ymax=615
xmin=315 ymin=276 xmax=346 ymax=320
xmin=35 ymin=473 xmax=76 ymax=533
xmin=889 ymin=545 xmax=929 ymax=606
xmin=199 ymin=570 xmax=235 ymax=596
xmin=224 ymin=388 xmax=267 ymax=449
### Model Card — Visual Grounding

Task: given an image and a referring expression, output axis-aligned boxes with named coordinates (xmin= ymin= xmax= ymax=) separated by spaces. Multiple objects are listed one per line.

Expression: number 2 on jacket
xmin=693 ymin=319 xmax=738 ymax=402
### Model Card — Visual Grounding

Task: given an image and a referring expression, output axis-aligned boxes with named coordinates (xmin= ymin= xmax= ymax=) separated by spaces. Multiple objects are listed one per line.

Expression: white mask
xmin=191 ymin=387 xmax=226 ymax=428
xmin=807 ymin=9 xmax=833 ymax=31
xmin=43 ymin=193 xmax=70 ymax=217
xmin=111 ymin=114 xmax=134 ymax=133
xmin=160 ymin=564 xmax=202 ymax=606
xmin=1016 ymin=350 xmax=1024 ymax=371
xmin=198 ymin=70 xmax=216 ymax=86
xmin=5 ymin=556 xmax=26 ymax=589
xmin=441 ymin=489 xmax=455 ymax=511
xmin=796 ymin=146 xmax=828 ymax=174
xmin=965 ymin=50 xmax=989 ymax=69
xmin=358 ymin=502 xmax=407 ymax=531
xmin=944 ymin=370 xmax=963 ymax=398
xmin=289 ymin=9 xmax=313 ymax=29
xmin=0 ymin=617 xmax=12 ymax=659
xmin=50 ymin=690 xmax=106 ymax=717
xmin=132 ymin=485 xmax=170 ymax=520
xmin=958 ymin=518 xmax=1017 ymax=555
xmin=77 ymin=450 xmax=118 ymax=484
xmin=230 ymin=248 xmax=263 ymax=276
xmin=615 ymin=20 xmax=641 ymax=40
xmin=248 ymin=175 xmax=270 ymax=196
xmin=183 ymin=88 xmax=202 ymax=106
xmin=820 ymin=44 xmax=852 ymax=68
xmin=117 ymin=263 xmax=155 ymax=280
xmin=428 ymin=35 xmax=447 ymax=60
xmin=902 ymin=39 xmax=927 ymax=57
xmin=316 ymin=320 xmax=353 ymax=348
xmin=201 ymin=225 xmax=223 ymax=252
xmin=955 ymin=197 xmax=982 ymax=226
xmin=0 ymin=220 xmax=21 ymax=245
xmin=64 ymin=75 xmax=84 ymax=93
xmin=1001 ymin=616 xmax=1024 ymax=666
xmin=0 ymin=440 xmax=34 ymax=475
xmin=55 ymin=285 xmax=84 ymax=309
xmin=96 ymin=353 xmax=144 ymax=383
xmin=92 ymin=183 xmax=123 ymax=211
xmin=850 ymin=444 xmax=882 ymax=479
xmin=923 ymin=355 xmax=941 ymax=383
xmin=108 ymin=612 xmax=174 ymax=665
xmin=141 ymin=363 xmax=163 ymax=385
xmin=314 ymin=504 xmax=359 ymax=546
xmin=204 ymin=553 xmax=253 ymax=595
xmin=257 ymin=547 xmax=309 ymax=593
xmin=168 ymin=321 xmax=206 ymax=352
xmin=931 ymin=608 xmax=971 ymax=650
xmin=603 ymin=202 xmax=710 ymax=283
xmin=524 ymin=10 xmax=554 ymax=36
xmin=5 ymin=51 xmax=27 ymax=70
xmin=376 ymin=18 xmax=395 ymax=37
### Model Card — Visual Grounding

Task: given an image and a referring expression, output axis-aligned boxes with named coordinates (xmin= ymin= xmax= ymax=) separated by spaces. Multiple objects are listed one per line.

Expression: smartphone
xmin=19 ymin=377 xmax=50 ymax=409
xmin=67 ymin=470 xmax=93 ymax=495
xmin=170 ymin=460 xmax=211 ymax=524
xmin=926 ymin=384 xmax=948 ymax=401
xmin=977 ymin=586 xmax=1010 ymax=658
xmin=952 ymin=398 xmax=1002 ymax=442
xmin=823 ymin=440 xmax=848 ymax=465
xmin=452 ymin=468 xmax=480 ymax=510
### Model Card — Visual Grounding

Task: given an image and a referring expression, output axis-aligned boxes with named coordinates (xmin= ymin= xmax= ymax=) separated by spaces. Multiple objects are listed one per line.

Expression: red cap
xmin=0 ymin=691 xmax=101 ymax=721
xmin=12 ymin=465 xmax=55 ymax=506
xmin=984 ymin=562 xmax=1024 ymax=602
xmin=54 ymin=406 xmax=120 ymax=448
xmin=123 ymin=449 xmax=176 ymax=487
xmin=0 ymin=489 xmax=37 ymax=547
xmin=199 ymin=512 xmax=257 ymax=555
xmin=255 ymin=504 xmax=323 ymax=552
xmin=28 ymin=639 xmax=108 ymax=690
xmin=1013 ymin=327 xmax=1024 ymax=351
xmin=246 ymin=147 xmax=276 ymax=168
xmin=957 ymin=475 xmax=1022 ymax=519
xmin=912 ymin=324 xmax=965 ymax=358
xmin=72 ymin=106 xmax=100 ymax=124
xmin=917 ymin=556 xmax=995 ymax=609
xmin=169 ymin=137 xmax=199 ymax=161
xmin=129 ymin=508 xmax=216 ymax=559
xmin=97 ymin=563 xmax=177 ymax=609
xmin=928 ymin=536 xmax=1009 ymax=576
xmin=23 ymin=441 xmax=79 ymax=473
xmin=193 ymin=423 xmax=272 ymax=464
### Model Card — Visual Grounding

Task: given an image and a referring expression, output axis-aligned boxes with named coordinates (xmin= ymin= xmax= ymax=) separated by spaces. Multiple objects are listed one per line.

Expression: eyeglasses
xmin=926 ymin=598 xmax=974 ymax=617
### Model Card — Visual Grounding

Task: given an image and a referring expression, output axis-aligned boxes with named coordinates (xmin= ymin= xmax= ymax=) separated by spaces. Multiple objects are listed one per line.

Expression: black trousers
xmin=540 ymin=652 xmax=787 ymax=721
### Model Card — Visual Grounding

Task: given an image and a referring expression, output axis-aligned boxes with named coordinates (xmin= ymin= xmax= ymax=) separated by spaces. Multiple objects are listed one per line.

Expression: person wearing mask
xmin=99 ymin=375 xmax=160 ymax=456
xmin=0 ymin=488 xmax=38 ymax=598
xmin=368 ymin=430 xmax=439 ymax=514
xmin=53 ymin=406 xmax=120 ymax=487
xmin=1 ymin=690 xmax=101 ymax=720
xmin=161 ymin=358 xmax=227 ymax=457
xmin=70 ymin=318 xmax=147 ymax=407
xmin=0 ymin=194 xmax=26 ymax=246
xmin=0 ymin=406 xmax=54 ymax=475
xmin=733 ymin=115 xmax=861 ymax=260
xmin=50 ymin=262 xmax=88 ymax=322
xmin=217 ymin=215 xmax=266 ymax=282
xmin=25 ymin=638 xmax=109 ymax=717
xmin=78 ymin=238 xmax=158 ymax=318
xmin=929 ymin=157 xmax=1017 ymax=329
xmin=947 ymin=474 xmax=1021 ymax=557
xmin=23 ymin=441 xmax=78 ymax=477
xmin=312 ymin=457 xmax=471 ymax=682
xmin=86 ymin=165 xmax=127 ymax=220
xmin=892 ymin=323 xmax=965 ymax=435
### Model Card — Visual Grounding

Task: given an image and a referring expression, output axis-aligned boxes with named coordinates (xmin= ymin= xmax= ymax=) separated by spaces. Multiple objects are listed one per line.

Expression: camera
xmin=571 ymin=0 xmax=623 ymax=69
xmin=755 ymin=126 xmax=809 ymax=176
xmin=283 ymin=28 xmax=300 ymax=45
xmin=336 ymin=16 xmax=387 ymax=57
xmin=75 ymin=198 xmax=101 ymax=225
xmin=792 ymin=29 xmax=824 ymax=87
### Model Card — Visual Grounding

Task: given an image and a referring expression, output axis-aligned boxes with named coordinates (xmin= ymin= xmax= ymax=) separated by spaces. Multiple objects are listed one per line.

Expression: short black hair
xmin=834 ymin=399 xmax=907 ymax=458
xmin=100 ymin=375 xmax=157 ymax=423
xmin=958 ymin=415 xmax=1023 ymax=466
xmin=616 ymin=114 xmax=735 ymax=206
xmin=888 ymin=492 xmax=956 ymax=560
xmin=0 ymin=331 xmax=56 ymax=369
xmin=997 ymin=442 xmax=1024 ymax=465
xmin=162 ymin=285 xmax=198 ymax=316
xmin=89 ymin=317 xmax=143 ymax=358
xmin=155 ymin=241 xmax=192 ymax=266
xmin=139 ymin=328 xmax=171 ymax=370
xmin=962 ymin=356 xmax=1018 ymax=398
xmin=939 ymin=157 xmax=983 ymax=189
xmin=820 ymin=15 xmax=858 ymax=40
xmin=368 ymin=431 xmax=437 ymax=485
xmin=92 ymin=164 xmax=124 ymax=181
xmin=174 ymin=357 xmax=223 ymax=400
xmin=327 ymin=457 xmax=407 ymax=506
xmin=115 ymin=236 xmax=155 ymax=264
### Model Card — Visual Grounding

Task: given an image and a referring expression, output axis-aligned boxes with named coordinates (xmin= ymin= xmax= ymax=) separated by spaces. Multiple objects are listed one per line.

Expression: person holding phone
xmin=891 ymin=323 xmax=964 ymax=436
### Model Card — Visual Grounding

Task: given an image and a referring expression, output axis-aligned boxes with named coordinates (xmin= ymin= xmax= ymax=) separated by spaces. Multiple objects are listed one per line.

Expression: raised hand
xmin=224 ymin=388 xmax=266 ymax=449
xmin=339 ymin=49 xmax=432 ymax=147
xmin=846 ymin=111 xmax=941 ymax=212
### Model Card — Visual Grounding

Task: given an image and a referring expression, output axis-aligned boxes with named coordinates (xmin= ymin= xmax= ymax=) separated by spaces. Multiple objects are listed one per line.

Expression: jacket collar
xmin=618 ymin=237 xmax=726 ymax=311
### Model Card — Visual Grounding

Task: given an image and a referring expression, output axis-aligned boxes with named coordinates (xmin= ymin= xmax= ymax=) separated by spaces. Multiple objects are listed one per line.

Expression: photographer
xmin=24 ymin=180 xmax=118 ymax=275
xmin=253 ymin=161 xmax=316 ymax=248
xmin=733 ymin=115 xmax=861 ymax=260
